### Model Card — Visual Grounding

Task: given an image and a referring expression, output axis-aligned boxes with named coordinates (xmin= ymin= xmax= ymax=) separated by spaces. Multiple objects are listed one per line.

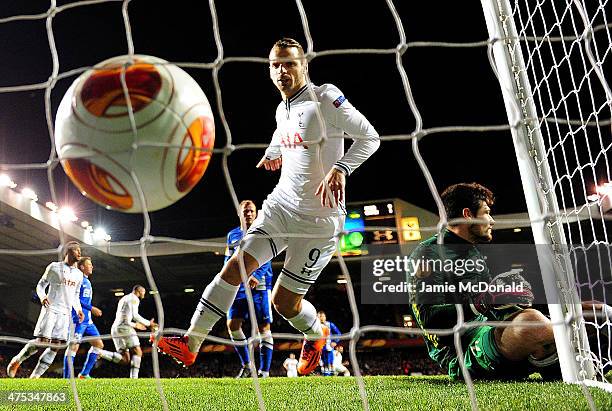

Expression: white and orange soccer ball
xmin=54 ymin=55 xmax=215 ymax=213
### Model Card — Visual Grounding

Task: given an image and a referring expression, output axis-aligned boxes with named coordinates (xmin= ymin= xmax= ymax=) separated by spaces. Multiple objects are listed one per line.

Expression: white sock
xmin=98 ymin=349 xmax=122 ymax=363
xmin=130 ymin=355 xmax=141 ymax=379
xmin=30 ymin=348 xmax=57 ymax=378
xmin=261 ymin=330 xmax=273 ymax=348
xmin=13 ymin=340 xmax=38 ymax=364
xmin=186 ymin=274 xmax=239 ymax=352
xmin=285 ymin=299 xmax=323 ymax=339
xmin=230 ymin=329 xmax=247 ymax=343
xmin=89 ymin=346 xmax=101 ymax=355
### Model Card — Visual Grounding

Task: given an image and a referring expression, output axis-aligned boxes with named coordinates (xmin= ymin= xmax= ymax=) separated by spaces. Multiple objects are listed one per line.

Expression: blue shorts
xmin=227 ymin=290 xmax=273 ymax=324
xmin=322 ymin=349 xmax=334 ymax=366
xmin=73 ymin=322 xmax=100 ymax=343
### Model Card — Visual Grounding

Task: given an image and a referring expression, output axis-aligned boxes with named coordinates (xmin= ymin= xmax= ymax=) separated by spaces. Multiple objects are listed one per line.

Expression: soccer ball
xmin=54 ymin=55 xmax=215 ymax=213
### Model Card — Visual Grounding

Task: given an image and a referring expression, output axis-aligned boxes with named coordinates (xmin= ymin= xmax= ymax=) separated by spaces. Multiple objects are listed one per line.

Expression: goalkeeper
xmin=409 ymin=183 xmax=558 ymax=380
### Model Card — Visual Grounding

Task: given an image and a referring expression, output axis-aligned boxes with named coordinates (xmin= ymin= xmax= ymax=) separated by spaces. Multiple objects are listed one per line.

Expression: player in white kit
xmin=106 ymin=285 xmax=157 ymax=378
xmin=283 ymin=353 xmax=298 ymax=378
xmin=332 ymin=345 xmax=350 ymax=376
xmin=155 ymin=37 xmax=379 ymax=376
xmin=6 ymin=241 xmax=84 ymax=378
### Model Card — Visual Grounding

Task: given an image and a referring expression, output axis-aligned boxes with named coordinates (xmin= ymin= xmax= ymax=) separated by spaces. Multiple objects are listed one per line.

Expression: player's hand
xmin=316 ymin=168 xmax=345 ymax=208
xmin=331 ymin=342 xmax=337 ymax=348
xmin=77 ymin=310 xmax=85 ymax=323
xmin=149 ymin=319 xmax=158 ymax=331
xmin=134 ymin=323 xmax=147 ymax=331
xmin=247 ymin=275 xmax=259 ymax=289
xmin=256 ymin=155 xmax=282 ymax=171
xmin=41 ymin=297 xmax=50 ymax=308
xmin=91 ymin=306 xmax=102 ymax=317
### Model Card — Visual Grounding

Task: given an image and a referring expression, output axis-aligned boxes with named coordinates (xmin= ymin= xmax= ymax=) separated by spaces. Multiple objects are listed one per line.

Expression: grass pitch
xmin=1 ymin=376 xmax=611 ymax=411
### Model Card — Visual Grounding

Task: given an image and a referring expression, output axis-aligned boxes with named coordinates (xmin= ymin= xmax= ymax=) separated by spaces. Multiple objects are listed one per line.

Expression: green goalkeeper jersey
xmin=408 ymin=229 xmax=492 ymax=370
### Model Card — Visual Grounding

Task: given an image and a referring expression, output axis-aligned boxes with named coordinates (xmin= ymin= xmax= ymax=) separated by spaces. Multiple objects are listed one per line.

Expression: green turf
xmin=1 ymin=376 xmax=611 ymax=411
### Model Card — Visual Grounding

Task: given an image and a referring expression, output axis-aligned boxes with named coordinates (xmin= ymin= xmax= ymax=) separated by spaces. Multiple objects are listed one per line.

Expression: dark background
xmin=0 ymin=1 xmax=527 ymax=241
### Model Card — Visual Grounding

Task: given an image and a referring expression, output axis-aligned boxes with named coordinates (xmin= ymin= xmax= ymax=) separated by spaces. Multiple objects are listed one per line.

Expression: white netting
xmin=490 ymin=0 xmax=612 ymax=391
xmin=0 ymin=1 xmax=610 ymax=411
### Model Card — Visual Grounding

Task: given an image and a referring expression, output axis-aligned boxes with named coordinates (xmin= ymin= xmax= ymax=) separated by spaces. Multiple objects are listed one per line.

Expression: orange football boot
xmin=155 ymin=336 xmax=197 ymax=367
xmin=297 ymin=324 xmax=329 ymax=375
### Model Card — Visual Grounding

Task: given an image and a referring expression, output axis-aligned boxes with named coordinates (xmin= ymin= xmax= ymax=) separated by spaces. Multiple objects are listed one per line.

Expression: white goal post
xmin=481 ymin=0 xmax=612 ymax=388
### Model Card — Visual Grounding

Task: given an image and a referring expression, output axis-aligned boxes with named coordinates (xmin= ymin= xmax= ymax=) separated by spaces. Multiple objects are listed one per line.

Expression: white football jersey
xmin=333 ymin=350 xmax=344 ymax=367
xmin=112 ymin=293 xmax=150 ymax=329
xmin=284 ymin=357 xmax=298 ymax=373
xmin=36 ymin=262 xmax=83 ymax=315
xmin=265 ymin=83 xmax=379 ymax=217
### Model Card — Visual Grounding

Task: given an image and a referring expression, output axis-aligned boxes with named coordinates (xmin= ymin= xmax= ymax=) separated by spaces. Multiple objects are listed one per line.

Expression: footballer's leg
xmin=155 ymin=252 xmax=260 ymax=367
xmin=10 ymin=304 xmax=56 ymax=377
xmin=64 ymin=321 xmax=86 ymax=378
xmin=273 ymin=213 xmax=341 ymax=375
xmin=494 ymin=308 xmax=556 ymax=361
xmin=257 ymin=293 xmax=273 ymax=378
xmin=30 ymin=339 xmax=60 ymax=379
xmin=7 ymin=339 xmax=40 ymax=378
xmin=79 ymin=324 xmax=104 ymax=378
xmin=129 ymin=346 xmax=142 ymax=379
xmin=272 ymin=286 xmax=329 ymax=376
xmin=156 ymin=207 xmax=286 ymax=367
xmin=227 ymin=311 xmax=251 ymax=378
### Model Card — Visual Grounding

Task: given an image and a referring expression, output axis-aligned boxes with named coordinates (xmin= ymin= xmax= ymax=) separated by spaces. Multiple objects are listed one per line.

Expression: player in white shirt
xmin=156 ymin=37 xmax=379 ymax=377
xmin=7 ymin=241 xmax=84 ymax=378
xmin=283 ymin=353 xmax=299 ymax=378
xmin=332 ymin=345 xmax=350 ymax=376
xmin=100 ymin=285 xmax=157 ymax=378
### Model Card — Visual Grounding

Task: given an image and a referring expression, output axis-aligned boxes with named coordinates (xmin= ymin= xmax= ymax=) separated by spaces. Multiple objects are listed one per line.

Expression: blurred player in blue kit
xmin=226 ymin=200 xmax=275 ymax=378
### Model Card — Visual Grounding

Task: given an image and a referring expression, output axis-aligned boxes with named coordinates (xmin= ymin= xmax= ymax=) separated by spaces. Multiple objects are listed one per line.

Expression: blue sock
xmin=260 ymin=344 xmax=273 ymax=372
xmin=63 ymin=353 xmax=76 ymax=378
xmin=81 ymin=347 xmax=99 ymax=376
xmin=230 ymin=330 xmax=250 ymax=366
xmin=234 ymin=344 xmax=250 ymax=366
xmin=260 ymin=330 xmax=273 ymax=372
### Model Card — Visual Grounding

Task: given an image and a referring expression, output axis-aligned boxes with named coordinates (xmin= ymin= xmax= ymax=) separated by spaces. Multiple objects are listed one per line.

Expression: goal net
xmin=482 ymin=0 xmax=612 ymax=390
xmin=0 ymin=0 xmax=610 ymax=410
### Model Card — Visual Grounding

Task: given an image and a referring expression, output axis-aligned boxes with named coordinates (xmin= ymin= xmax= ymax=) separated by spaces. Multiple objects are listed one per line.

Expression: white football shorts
xmin=111 ymin=324 xmax=140 ymax=351
xmin=33 ymin=307 xmax=71 ymax=341
xmin=240 ymin=199 xmax=344 ymax=294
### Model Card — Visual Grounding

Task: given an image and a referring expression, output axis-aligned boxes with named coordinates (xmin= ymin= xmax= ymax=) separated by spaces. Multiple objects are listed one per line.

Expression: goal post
xmin=481 ymin=0 xmax=610 ymax=385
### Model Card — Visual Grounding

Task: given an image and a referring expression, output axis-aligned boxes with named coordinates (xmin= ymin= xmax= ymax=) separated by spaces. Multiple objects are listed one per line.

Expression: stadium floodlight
xmin=149 ymin=290 xmax=158 ymax=295
xmin=336 ymin=278 xmax=348 ymax=284
xmin=57 ymin=207 xmax=77 ymax=223
xmin=184 ymin=288 xmax=195 ymax=293
xmin=93 ymin=227 xmax=108 ymax=241
xmin=20 ymin=187 xmax=38 ymax=201
xmin=0 ymin=174 xmax=16 ymax=189
xmin=114 ymin=291 xmax=124 ymax=297
xmin=45 ymin=201 xmax=58 ymax=212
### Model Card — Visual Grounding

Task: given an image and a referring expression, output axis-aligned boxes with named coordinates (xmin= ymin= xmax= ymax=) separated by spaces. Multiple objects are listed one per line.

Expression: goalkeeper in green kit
xmin=409 ymin=183 xmax=559 ymax=380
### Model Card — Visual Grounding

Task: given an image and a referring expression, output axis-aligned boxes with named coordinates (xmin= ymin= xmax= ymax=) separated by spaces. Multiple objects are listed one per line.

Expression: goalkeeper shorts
xmin=448 ymin=325 xmax=531 ymax=380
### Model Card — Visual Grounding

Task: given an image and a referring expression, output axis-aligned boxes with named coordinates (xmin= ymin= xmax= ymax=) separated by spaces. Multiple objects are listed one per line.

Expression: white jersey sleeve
xmin=36 ymin=263 xmax=54 ymax=303
xmin=72 ymin=275 xmax=83 ymax=313
xmin=131 ymin=297 xmax=150 ymax=327
xmin=319 ymin=84 xmax=380 ymax=176
xmin=264 ymin=128 xmax=283 ymax=161
xmin=114 ymin=293 xmax=150 ymax=328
